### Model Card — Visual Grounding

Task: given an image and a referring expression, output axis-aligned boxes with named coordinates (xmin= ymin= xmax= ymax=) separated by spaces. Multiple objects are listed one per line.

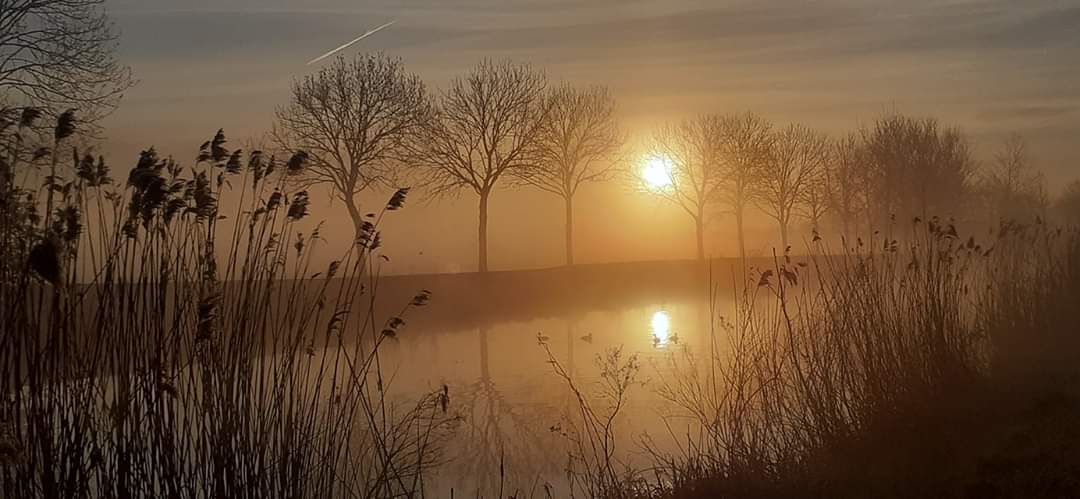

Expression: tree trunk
xmin=478 ymin=191 xmax=489 ymax=273
xmin=344 ymin=196 xmax=363 ymax=245
xmin=564 ymin=196 xmax=574 ymax=266
xmin=780 ymin=219 xmax=790 ymax=252
xmin=694 ymin=213 xmax=705 ymax=261
xmin=736 ymin=207 xmax=747 ymax=262
xmin=735 ymin=206 xmax=750 ymax=286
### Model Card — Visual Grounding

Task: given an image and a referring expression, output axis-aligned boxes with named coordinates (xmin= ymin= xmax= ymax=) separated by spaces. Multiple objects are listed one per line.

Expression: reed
xmin=0 ymin=110 xmax=454 ymax=498
xmin=553 ymin=217 xmax=1080 ymax=498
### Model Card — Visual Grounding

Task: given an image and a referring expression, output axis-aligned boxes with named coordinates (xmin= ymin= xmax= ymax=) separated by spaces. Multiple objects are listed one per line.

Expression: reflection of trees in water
xmin=432 ymin=302 xmax=716 ymax=494
xmin=443 ymin=327 xmax=564 ymax=495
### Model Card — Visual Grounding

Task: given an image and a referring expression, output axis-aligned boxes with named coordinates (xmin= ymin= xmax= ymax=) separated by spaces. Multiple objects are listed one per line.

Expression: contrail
xmin=306 ymin=21 xmax=395 ymax=66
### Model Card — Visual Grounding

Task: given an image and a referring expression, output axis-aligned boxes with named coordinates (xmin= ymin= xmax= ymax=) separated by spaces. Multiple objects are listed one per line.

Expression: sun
xmin=641 ymin=153 xmax=675 ymax=190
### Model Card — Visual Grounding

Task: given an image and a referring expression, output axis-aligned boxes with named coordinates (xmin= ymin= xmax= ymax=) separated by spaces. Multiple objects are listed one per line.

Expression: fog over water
xmin=6 ymin=1 xmax=1080 ymax=497
xmin=352 ymin=260 xmax=732 ymax=494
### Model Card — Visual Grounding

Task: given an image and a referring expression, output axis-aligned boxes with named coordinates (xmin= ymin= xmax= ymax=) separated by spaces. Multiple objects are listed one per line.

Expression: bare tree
xmin=979 ymin=134 xmax=1046 ymax=223
xmin=799 ymin=165 xmax=830 ymax=235
xmin=415 ymin=59 xmax=548 ymax=272
xmin=526 ymin=84 xmax=621 ymax=265
xmin=0 ymin=0 xmax=134 ymax=121
xmin=650 ymin=115 xmax=726 ymax=260
xmin=825 ymin=133 xmax=868 ymax=240
xmin=716 ymin=112 xmax=773 ymax=261
xmin=274 ymin=54 xmax=430 ymax=239
xmin=756 ymin=124 xmax=829 ymax=250
xmin=860 ymin=114 xmax=976 ymax=229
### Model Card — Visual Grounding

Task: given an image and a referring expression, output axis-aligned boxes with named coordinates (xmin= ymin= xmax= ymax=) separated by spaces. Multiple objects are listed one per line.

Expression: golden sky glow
xmin=96 ymin=0 xmax=1080 ymax=273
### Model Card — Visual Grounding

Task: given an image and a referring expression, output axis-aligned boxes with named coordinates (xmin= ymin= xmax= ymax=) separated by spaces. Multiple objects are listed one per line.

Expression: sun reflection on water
xmin=650 ymin=310 xmax=671 ymax=348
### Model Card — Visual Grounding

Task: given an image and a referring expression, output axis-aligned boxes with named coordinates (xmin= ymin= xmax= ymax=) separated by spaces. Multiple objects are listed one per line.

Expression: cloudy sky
xmin=99 ymin=0 xmax=1080 ymax=272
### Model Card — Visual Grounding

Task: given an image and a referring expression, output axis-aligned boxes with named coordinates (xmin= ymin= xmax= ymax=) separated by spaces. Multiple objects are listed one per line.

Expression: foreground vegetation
xmin=546 ymin=219 xmax=1080 ymax=499
xmin=1 ymin=112 xmax=1077 ymax=499
xmin=2 ymin=109 xmax=1078 ymax=499
xmin=0 ymin=115 xmax=454 ymax=497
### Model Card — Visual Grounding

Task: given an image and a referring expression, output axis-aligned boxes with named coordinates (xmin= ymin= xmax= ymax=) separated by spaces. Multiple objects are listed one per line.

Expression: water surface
xmin=364 ymin=260 xmax=742 ymax=495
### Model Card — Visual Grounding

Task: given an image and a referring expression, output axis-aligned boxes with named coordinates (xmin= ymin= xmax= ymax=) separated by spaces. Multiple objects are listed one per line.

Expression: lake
xmin=361 ymin=259 xmax=748 ymax=496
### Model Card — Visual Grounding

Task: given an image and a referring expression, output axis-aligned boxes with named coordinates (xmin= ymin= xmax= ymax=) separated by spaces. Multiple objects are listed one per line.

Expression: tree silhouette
xmin=447 ymin=326 xmax=561 ymax=494
xmin=799 ymin=164 xmax=830 ymax=236
xmin=526 ymin=84 xmax=622 ymax=265
xmin=978 ymin=134 xmax=1046 ymax=223
xmin=825 ymin=133 xmax=868 ymax=240
xmin=650 ymin=115 xmax=726 ymax=260
xmin=860 ymin=114 xmax=975 ymax=229
xmin=715 ymin=112 xmax=773 ymax=261
xmin=756 ymin=124 xmax=829 ymax=249
xmin=274 ymin=54 xmax=430 ymax=240
xmin=0 ymin=0 xmax=133 ymax=122
xmin=415 ymin=59 xmax=548 ymax=272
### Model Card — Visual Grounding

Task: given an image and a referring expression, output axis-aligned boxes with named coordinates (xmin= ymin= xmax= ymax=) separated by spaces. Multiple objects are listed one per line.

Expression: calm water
xmin=383 ymin=301 xmax=712 ymax=495
xmin=57 ymin=259 xmax=747 ymax=496
xmin=361 ymin=260 xmax=740 ymax=496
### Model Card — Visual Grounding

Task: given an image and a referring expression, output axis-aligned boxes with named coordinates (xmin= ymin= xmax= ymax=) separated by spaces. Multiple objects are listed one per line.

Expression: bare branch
xmin=978 ymin=133 xmax=1046 ymax=222
xmin=651 ymin=115 xmax=726 ymax=221
xmin=411 ymin=59 xmax=548 ymax=271
xmin=823 ymin=133 xmax=869 ymax=237
xmin=647 ymin=114 xmax=730 ymax=259
xmin=859 ymin=114 xmax=976 ymax=227
xmin=755 ymin=123 xmax=829 ymax=247
xmin=273 ymin=53 xmax=431 ymax=234
xmin=0 ymin=0 xmax=134 ymax=123
xmin=524 ymin=83 xmax=622 ymax=199
xmin=413 ymin=59 xmax=548 ymax=198
xmin=711 ymin=112 xmax=773 ymax=259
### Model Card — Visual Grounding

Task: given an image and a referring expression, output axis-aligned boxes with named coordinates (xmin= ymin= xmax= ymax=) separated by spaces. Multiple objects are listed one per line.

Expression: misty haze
xmin=2 ymin=1 xmax=1080 ymax=498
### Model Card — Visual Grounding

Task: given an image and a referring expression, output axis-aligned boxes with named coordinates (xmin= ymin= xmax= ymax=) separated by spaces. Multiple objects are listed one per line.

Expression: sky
xmin=98 ymin=0 xmax=1080 ymax=273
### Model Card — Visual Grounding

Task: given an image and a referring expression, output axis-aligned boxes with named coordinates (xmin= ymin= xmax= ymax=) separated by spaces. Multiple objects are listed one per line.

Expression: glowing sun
xmin=641 ymin=153 xmax=675 ymax=190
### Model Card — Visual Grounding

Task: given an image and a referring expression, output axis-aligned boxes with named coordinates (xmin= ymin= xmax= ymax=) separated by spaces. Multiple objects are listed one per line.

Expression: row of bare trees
xmin=0 ymin=0 xmax=1065 ymax=271
xmin=649 ymin=113 xmax=774 ymax=260
xmin=273 ymin=53 xmax=1061 ymax=271
xmin=274 ymin=56 xmax=621 ymax=272
xmin=651 ymin=112 xmax=1055 ymax=260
